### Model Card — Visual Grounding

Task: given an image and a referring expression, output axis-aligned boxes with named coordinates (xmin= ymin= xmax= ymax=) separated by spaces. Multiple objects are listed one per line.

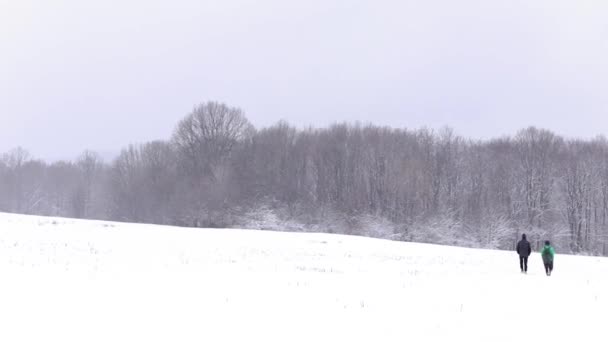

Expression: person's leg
xmin=519 ymin=256 xmax=524 ymax=272
xmin=523 ymin=257 xmax=528 ymax=272
xmin=549 ymin=261 xmax=553 ymax=275
xmin=544 ymin=263 xmax=550 ymax=275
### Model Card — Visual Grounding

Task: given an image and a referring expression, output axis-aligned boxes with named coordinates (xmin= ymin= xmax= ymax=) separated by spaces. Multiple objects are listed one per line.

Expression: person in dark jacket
xmin=516 ymin=234 xmax=532 ymax=273
xmin=540 ymin=240 xmax=555 ymax=276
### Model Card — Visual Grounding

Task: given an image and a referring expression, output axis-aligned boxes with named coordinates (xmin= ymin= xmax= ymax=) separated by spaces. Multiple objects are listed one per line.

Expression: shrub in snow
xmin=352 ymin=214 xmax=397 ymax=239
xmin=240 ymin=205 xmax=282 ymax=230
xmin=238 ymin=205 xmax=306 ymax=232
xmin=410 ymin=212 xmax=464 ymax=247
xmin=476 ymin=215 xmax=515 ymax=250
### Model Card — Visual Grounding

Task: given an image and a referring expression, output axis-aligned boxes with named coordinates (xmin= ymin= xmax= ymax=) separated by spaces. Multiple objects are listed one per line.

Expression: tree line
xmin=2 ymin=102 xmax=607 ymax=255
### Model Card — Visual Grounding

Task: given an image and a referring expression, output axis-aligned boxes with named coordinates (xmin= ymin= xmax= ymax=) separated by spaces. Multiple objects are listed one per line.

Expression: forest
xmin=2 ymin=102 xmax=607 ymax=255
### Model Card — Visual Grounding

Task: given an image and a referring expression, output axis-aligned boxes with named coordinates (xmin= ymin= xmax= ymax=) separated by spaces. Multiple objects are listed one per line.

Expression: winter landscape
xmin=2 ymin=211 xmax=606 ymax=342
xmin=3 ymin=1 xmax=608 ymax=341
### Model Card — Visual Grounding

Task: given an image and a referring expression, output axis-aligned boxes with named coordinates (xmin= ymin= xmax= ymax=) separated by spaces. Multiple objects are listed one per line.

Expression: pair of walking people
xmin=516 ymin=234 xmax=555 ymax=276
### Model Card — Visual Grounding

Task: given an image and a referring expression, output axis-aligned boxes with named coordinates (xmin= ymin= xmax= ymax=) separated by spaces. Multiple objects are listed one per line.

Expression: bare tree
xmin=515 ymin=127 xmax=562 ymax=236
xmin=172 ymin=101 xmax=255 ymax=180
xmin=72 ymin=151 xmax=104 ymax=218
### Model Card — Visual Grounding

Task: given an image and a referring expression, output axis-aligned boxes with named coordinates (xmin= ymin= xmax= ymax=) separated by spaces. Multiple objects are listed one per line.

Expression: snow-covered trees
xmin=2 ymin=103 xmax=608 ymax=255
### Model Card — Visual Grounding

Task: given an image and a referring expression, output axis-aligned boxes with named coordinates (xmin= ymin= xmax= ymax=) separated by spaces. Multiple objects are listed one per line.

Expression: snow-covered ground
xmin=1 ymin=212 xmax=606 ymax=342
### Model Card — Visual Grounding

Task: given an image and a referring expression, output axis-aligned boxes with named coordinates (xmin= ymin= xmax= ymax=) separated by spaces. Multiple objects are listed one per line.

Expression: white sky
xmin=1 ymin=0 xmax=607 ymax=160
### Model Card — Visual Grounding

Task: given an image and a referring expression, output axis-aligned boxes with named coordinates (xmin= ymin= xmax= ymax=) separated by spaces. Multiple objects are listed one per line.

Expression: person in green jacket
xmin=541 ymin=240 xmax=555 ymax=276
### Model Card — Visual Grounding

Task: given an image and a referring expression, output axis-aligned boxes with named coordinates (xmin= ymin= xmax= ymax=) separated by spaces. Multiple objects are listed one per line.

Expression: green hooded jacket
xmin=541 ymin=245 xmax=555 ymax=263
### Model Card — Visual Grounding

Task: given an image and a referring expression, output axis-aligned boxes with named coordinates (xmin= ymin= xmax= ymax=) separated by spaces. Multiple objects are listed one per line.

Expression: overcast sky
xmin=1 ymin=0 xmax=607 ymax=161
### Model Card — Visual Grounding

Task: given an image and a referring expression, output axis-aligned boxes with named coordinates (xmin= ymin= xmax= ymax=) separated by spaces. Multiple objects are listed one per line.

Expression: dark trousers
xmin=519 ymin=256 xmax=528 ymax=272
xmin=544 ymin=262 xmax=553 ymax=275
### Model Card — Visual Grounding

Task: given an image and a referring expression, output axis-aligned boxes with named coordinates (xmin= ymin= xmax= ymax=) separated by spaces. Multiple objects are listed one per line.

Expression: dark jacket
xmin=517 ymin=238 xmax=532 ymax=257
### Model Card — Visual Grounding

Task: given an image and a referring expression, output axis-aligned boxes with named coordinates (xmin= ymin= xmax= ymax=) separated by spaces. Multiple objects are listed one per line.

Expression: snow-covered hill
xmin=1 ymin=212 xmax=606 ymax=342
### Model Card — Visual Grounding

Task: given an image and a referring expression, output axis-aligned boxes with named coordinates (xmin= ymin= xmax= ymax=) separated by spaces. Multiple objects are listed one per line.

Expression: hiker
xmin=541 ymin=240 xmax=555 ymax=276
xmin=516 ymin=234 xmax=532 ymax=273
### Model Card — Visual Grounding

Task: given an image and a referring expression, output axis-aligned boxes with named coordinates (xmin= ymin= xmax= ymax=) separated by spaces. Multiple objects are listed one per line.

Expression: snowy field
xmin=1 ymin=212 xmax=607 ymax=342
